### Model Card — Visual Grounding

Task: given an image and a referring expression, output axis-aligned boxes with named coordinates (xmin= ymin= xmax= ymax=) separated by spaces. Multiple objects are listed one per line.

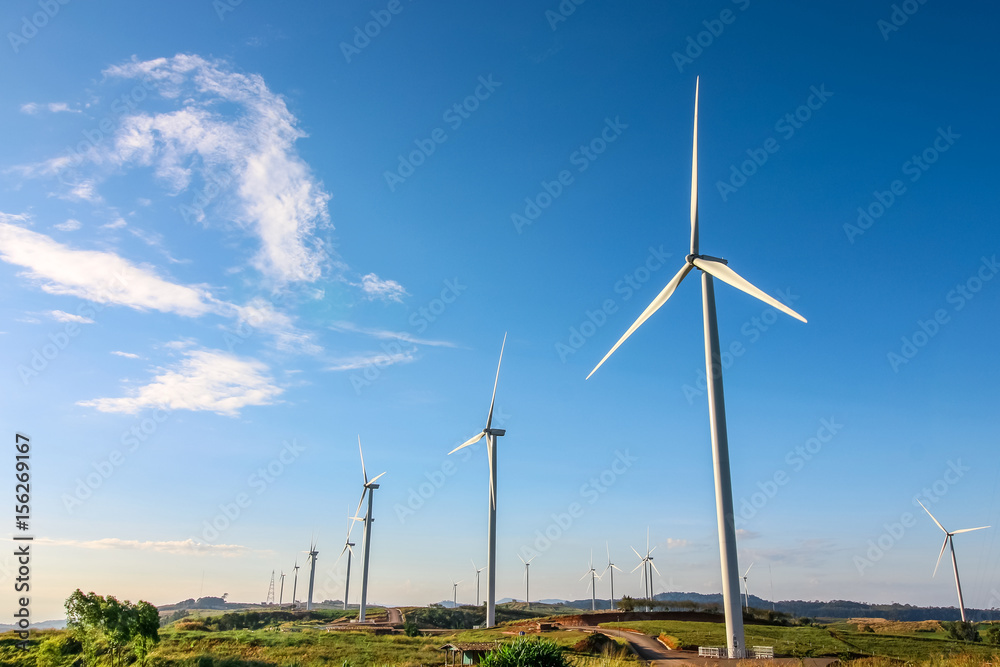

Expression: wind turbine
xmin=586 ymin=78 xmax=807 ymax=658
xmin=355 ymin=436 xmax=386 ymax=622
xmin=581 ymin=551 xmax=601 ymax=611
xmin=630 ymin=531 xmax=659 ymax=611
xmin=519 ymin=554 xmax=535 ymax=610
xmin=602 ymin=542 xmax=622 ymax=609
xmin=306 ymin=540 xmax=319 ymax=611
xmin=278 ymin=571 xmax=286 ymax=606
xmin=917 ymin=500 xmax=990 ymax=622
xmin=338 ymin=507 xmax=360 ymax=611
xmin=447 ymin=333 xmax=507 ymax=627
xmin=291 ymin=560 xmax=300 ymax=606
xmin=741 ymin=562 xmax=754 ymax=610
xmin=452 ymin=580 xmax=463 ymax=608
xmin=472 ymin=560 xmax=485 ymax=607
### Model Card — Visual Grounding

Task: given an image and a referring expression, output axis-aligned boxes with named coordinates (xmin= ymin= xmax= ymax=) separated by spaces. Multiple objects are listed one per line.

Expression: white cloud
xmin=232 ymin=298 xmax=321 ymax=355
xmin=21 ymin=102 xmax=81 ymax=115
xmin=326 ymin=350 xmax=415 ymax=372
xmin=48 ymin=310 xmax=94 ymax=324
xmin=102 ymin=217 xmax=127 ymax=229
xmin=330 ymin=321 xmax=455 ymax=347
xmin=78 ymin=347 xmax=283 ymax=416
xmin=358 ymin=273 xmax=408 ymax=302
xmin=38 ymin=537 xmax=250 ymax=557
xmin=111 ymin=350 xmax=141 ymax=359
xmin=0 ymin=219 xmax=215 ymax=317
xmin=100 ymin=54 xmax=330 ymax=285
xmin=55 ymin=218 xmax=82 ymax=232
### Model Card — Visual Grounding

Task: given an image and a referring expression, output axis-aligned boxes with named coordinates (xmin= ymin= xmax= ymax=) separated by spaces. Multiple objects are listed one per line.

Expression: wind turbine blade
xmin=650 ymin=561 xmax=661 ymax=576
xmin=648 ymin=545 xmax=657 ymax=556
xmin=606 ymin=541 xmax=611 ymax=565
xmin=744 ymin=561 xmax=755 ymax=577
xmin=518 ymin=554 xmax=526 ymax=565
xmin=358 ymin=435 xmax=368 ymax=484
xmin=486 ymin=332 xmax=507 ymax=430
xmin=933 ymin=536 xmax=949 ymax=577
xmin=917 ymin=499 xmax=948 ymax=534
xmin=449 ymin=431 xmax=485 ymax=455
xmin=587 ymin=263 xmax=693 ymax=380
xmin=630 ymin=562 xmax=644 ymax=574
xmin=487 ymin=435 xmax=496 ymax=508
xmin=611 ymin=564 xmax=622 ymax=572
xmin=580 ymin=571 xmax=591 ymax=581
xmin=690 ymin=76 xmax=699 ymax=257
xmin=630 ymin=546 xmax=642 ymax=560
xmin=354 ymin=489 xmax=367 ymax=518
xmin=693 ymin=258 xmax=807 ymax=323
xmin=527 ymin=556 xmax=536 ymax=564
xmin=369 ymin=471 xmax=387 ymax=485
xmin=952 ymin=526 xmax=991 ymax=534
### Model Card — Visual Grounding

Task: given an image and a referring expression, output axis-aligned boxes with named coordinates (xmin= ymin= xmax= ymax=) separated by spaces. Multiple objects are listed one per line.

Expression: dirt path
xmin=387 ymin=608 xmax=402 ymax=624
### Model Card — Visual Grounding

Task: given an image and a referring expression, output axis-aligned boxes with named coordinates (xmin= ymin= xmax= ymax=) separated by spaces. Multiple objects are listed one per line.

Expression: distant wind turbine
xmin=519 ymin=554 xmax=535 ymax=610
xmin=602 ymin=542 xmax=622 ymax=610
xmin=447 ymin=333 xmax=508 ymax=627
xmin=355 ymin=436 xmax=386 ymax=622
xmin=305 ymin=541 xmax=318 ymax=611
xmin=291 ymin=560 xmax=299 ymax=606
xmin=337 ymin=506 xmax=360 ymax=611
xmin=741 ymin=561 xmax=754 ymax=610
xmin=630 ymin=530 xmax=659 ymax=611
xmin=581 ymin=551 xmax=601 ymax=611
xmin=917 ymin=500 xmax=991 ymax=622
xmin=452 ymin=580 xmax=463 ymax=608
xmin=278 ymin=571 xmax=285 ymax=606
xmin=472 ymin=560 xmax=485 ymax=607
xmin=586 ymin=78 xmax=807 ymax=658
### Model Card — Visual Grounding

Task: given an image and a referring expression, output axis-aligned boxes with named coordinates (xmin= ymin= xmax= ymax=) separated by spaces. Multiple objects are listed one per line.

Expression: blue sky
xmin=2 ymin=0 xmax=999 ymax=621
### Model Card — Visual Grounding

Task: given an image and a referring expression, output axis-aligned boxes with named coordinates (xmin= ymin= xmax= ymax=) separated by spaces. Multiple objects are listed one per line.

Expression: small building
xmin=439 ymin=642 xmax=498 ymax=665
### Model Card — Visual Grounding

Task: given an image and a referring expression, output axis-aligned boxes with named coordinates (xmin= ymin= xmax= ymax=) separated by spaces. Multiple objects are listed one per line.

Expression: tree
xmin=942 ymin=620 xmax=980 ymax=643
xmin=64 ymin=589 xmax=160 ymax=666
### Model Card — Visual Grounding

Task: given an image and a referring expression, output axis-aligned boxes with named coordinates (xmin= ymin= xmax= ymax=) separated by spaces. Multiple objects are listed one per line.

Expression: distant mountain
xmin=0 ymin=619 xmax=66 ymax=632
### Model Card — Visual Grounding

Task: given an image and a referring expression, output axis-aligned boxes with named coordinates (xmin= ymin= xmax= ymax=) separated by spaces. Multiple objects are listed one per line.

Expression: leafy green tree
xmin=985 ymin=624 xmax=1000 ymax=645
xmin=941 ymin=620 xmax=981 ymax=642
xmin=64 ymin=589 xmax=160 ymax=666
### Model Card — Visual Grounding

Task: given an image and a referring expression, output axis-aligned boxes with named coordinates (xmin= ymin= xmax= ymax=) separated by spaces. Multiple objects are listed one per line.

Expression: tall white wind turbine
xmin=278 ymin=571 xmax=285 ymax=606
xmin=519 ymin=554 xmax=535 ymax=610
xmin=355 ymin=436 xmax=387 ymax=622
xmin=741 ymin=561 xmax=754 ymax=610
xmin=447 ymin=333 xmax=508 ymax=627
xmin=452 ymin=580 xmax=463 ymax=608
xmin=306 ymin=541 xmax=319 ymax=611
xmin=917 ymin=500 xmax=990 ymax=622
xmin=473 ymin=560 xmax=485 ymax=607
xmin=587 ymin=78 xmax=807 ymax=657
xmin=338 ymin=508 xmax=360 ymax=611
xmin=602 ymin=542 xmax=622 ymax=610
xmin=291 ymin=560 xmax=299 ymax=606
xmin=630 ymin=531 xmax=659 ymax=610
xmin=581 ymin=552 xmax=601 ymax=611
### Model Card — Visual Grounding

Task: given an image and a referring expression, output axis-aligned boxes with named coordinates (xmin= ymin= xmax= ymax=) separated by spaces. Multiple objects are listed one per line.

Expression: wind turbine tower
xmin=306 ymin=542 xmax=319 ymax=611
xmin=278 ymin=571 xmax=286 ymax=606
xmin=473 ymin=560 xmax=485 ymax=607
xmin=918 ymin=500 xmax=991 ymax=622
xmin=741 ymin=562 xmax=755 ymax=610
xmin=581 ymin=552 xmax=601 ymax=611
xmin=452 ymin=580 xmax=462 ymax=608
xmin=341 ymin=508 xmax=359 ymax=611
xmin=448 ymin=333 xmax=508 ymax=627
xmin=355 ymin=436 xmax=387 ymax=622
xmin=292 ymin=561 xmax=299 ymax=606
xmin=587 ymin=78 xmax=807 ymax=657
xmin=519 ymin=554 xmax=535 ymax=609
xmin=602 ymin=542 xmax=621 ymax=609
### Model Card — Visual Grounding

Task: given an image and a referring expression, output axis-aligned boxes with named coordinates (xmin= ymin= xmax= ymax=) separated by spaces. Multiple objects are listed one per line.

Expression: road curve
xmin=387 ymin=607 xmax=402 ymax=624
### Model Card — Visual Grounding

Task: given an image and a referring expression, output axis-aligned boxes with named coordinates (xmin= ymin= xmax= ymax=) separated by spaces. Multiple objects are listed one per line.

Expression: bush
xmin=481 ymin=637 xmax=569 ymax=667
xmin=986 ymin=624 xmax=1000 ymax=645
xmin=941 ymin=621 xmax=980 ymax=643
xmin=403 ymin=620 xmax=421 ymax=637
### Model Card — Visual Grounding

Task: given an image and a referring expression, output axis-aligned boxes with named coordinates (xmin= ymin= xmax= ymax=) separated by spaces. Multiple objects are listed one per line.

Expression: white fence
xmin=697 ymin=646 xmax=774 ymax=659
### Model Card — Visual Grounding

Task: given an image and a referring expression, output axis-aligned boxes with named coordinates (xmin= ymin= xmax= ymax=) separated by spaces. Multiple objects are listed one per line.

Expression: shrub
xmin=941 ymin=621 xmax=980 ymax=643
xmin=481 ymin=637 xmax=570 ymax=667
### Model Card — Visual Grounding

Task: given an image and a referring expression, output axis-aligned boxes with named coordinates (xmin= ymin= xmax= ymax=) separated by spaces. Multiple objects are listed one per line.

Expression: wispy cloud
xmin=38 ymin=537 xmax=251 ymax=557
xmin=111 ymin=350 xmax=141 ymax=359
xmin=330 ymin=321 xmax=455 ymax=348
xmin=326 ymin=350 xmax=415 ymax=372
xmin=0 ymin=219 xmax=215 ymax=317
xmin=55 ymin=218 xmax=82 ymax=232
xmin=78 ymin=347 xmax=283 ymax=416
xmin=357 ymin=273 xmax=407 ymax=302
xmin=48 ymin=310 xmax=95 ymax=324
xmin=21 ymin=102 xmax=81 ymax=115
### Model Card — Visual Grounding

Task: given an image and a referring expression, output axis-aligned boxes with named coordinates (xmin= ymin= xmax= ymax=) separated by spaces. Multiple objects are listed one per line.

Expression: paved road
xmin=387 ymin=608 xmax=402 ymax=625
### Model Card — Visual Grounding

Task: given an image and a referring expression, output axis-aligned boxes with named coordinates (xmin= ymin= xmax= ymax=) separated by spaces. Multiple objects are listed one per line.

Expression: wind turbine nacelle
xmin=487 ymin=428 xmax=506 ymax=436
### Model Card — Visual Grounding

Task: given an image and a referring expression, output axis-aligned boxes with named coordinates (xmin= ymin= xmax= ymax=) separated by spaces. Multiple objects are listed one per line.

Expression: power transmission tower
xmin=266 ymin=570 xmax=275 ymax=605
